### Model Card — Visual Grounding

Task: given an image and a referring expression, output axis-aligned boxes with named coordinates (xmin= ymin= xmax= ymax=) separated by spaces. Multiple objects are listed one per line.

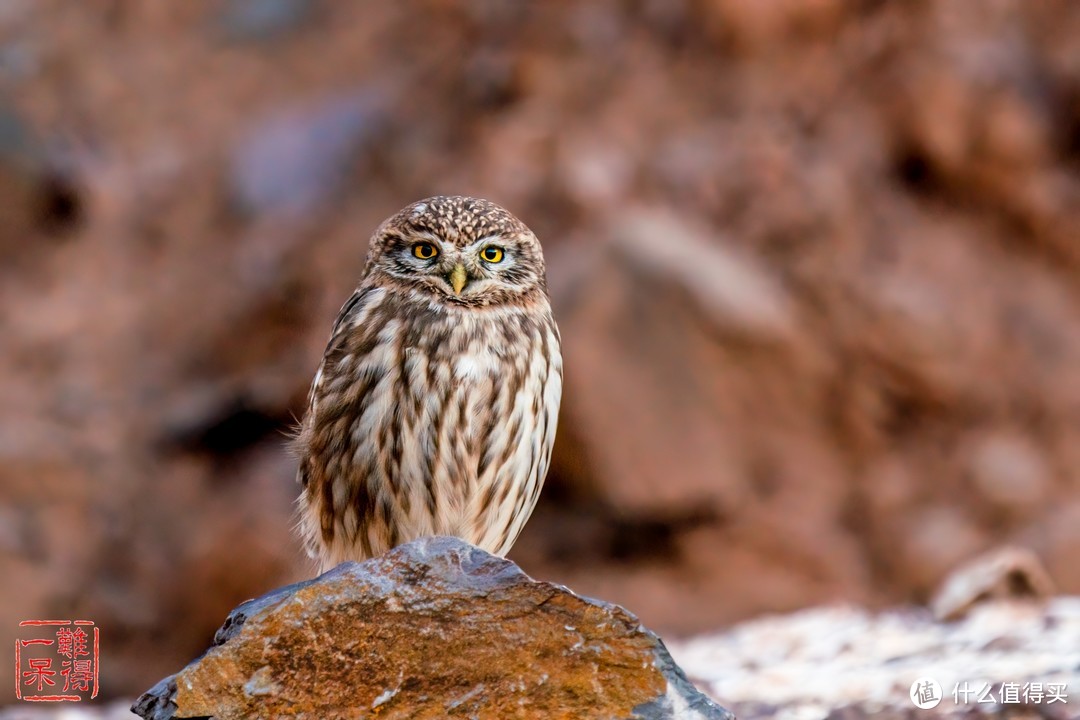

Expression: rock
xmin=965 ymin=432 xmax=1050 ymax=516
xmin=215 ymin=0 xmax=312 ymax=42
xmin=230 ymin=91 xmax=388 ymax=219
xmin=0 ymin=701 xmax=138 ymax=720
xmin=132 ymin=537 xmax=732 ymax=720
xmin=671 ymin=596 xmax=1080 ymax=719
xmin=610 ymin=210 xmax=799 ymax=345
xmin=930 ymin=546 xmax=1054 ymax=621
xmin=554 ymin=208 xmax=819 ymax=518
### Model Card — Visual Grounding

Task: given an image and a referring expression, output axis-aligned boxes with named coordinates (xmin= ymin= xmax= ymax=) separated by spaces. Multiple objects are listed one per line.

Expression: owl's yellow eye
xmin=481 ymin=246 xmax=504 ymax=263
xmin=412 ymin=242 xmax=438 ymax=260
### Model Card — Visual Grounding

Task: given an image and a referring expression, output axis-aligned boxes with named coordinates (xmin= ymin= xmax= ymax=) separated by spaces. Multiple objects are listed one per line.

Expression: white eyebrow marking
xmin=411 ymin=203 xmax=427 ymax=216
xmin=465 ymin=234 xmax=504 ymax=250
xmin=409 ymin=230 xmax=443 ymax=244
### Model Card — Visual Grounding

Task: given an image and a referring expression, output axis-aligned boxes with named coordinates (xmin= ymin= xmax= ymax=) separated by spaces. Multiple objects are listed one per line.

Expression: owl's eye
xmin=412 ymin=242 xmax=438 ymax=260
xmin=481 ymin=246 xmax=504 ymax=263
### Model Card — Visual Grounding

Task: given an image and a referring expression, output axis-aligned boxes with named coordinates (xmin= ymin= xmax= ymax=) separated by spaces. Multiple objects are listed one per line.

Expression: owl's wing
xmin=295 ymin=287 xmax=374 ymax=489
xmin=308 ymin=290 xmax=367 ymax=404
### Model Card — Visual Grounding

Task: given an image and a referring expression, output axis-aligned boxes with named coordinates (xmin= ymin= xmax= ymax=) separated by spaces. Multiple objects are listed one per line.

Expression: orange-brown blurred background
xmin=2 ymin=0 xmax=1080 ymax=704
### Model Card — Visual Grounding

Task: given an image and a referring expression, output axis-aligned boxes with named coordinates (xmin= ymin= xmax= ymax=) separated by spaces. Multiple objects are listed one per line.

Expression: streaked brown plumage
xmin=295 ymin=196 xmax=562 ymax=571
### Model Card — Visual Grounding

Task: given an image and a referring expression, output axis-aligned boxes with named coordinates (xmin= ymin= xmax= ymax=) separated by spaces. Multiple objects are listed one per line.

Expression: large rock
xmin=132 ymin=537 xmax=731 ymax=720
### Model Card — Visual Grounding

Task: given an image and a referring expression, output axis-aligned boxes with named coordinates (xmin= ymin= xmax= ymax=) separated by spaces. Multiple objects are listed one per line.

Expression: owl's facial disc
xmin=391 ymin=234 xmax=525 ymax=301
xmin=366 ymin=200 xmax=546 ymax=307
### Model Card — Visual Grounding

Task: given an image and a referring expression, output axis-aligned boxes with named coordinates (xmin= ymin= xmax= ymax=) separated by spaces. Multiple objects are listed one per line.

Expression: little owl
xmin=295 ymin=196 xmax=563 ymax=571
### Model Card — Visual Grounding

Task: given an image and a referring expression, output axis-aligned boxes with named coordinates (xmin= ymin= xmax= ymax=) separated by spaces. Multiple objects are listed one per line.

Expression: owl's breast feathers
xmin=296 ymin=285 xmax=562 ymax=568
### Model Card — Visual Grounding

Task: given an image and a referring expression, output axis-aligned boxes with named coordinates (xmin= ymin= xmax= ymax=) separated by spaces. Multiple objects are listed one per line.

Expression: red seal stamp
xmin=15 ymin=620 xmax=99 ymax=702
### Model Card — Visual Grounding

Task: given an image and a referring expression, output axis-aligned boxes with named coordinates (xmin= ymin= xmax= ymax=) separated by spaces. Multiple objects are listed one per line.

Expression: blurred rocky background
xmin=1 ymin=0 xmax=1079 ymax=707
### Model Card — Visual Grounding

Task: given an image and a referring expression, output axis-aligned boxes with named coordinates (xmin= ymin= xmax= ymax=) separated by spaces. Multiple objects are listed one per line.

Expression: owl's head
xmin=362 ymin=196 xmax=548 ymax=307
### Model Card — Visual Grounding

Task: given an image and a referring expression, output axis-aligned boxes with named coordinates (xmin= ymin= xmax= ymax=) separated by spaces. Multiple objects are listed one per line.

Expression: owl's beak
xmin=449 ymin=264 xmax=468 ymax=295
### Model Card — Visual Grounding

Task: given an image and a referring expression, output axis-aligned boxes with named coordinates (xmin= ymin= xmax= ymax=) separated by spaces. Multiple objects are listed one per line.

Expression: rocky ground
xmin=2 ymin=545 xmax=1073 ymax=720
xmin=1 ymin=0 xmax=1079 ymax=706
xmin=673 ymin=601 xmax=1079 ymax=719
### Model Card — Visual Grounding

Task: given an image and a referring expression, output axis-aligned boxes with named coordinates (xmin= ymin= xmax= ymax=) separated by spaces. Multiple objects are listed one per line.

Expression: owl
xmin=295 ymin=196 xmax=563 ymax=572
